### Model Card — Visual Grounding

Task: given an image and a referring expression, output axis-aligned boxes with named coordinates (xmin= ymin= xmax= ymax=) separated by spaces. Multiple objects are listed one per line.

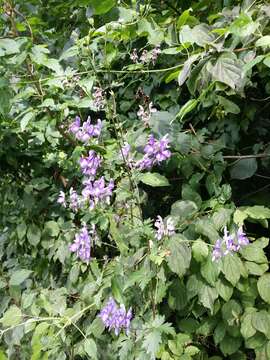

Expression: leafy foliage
xmin=1 ymin=0 xmax=270 ymax=359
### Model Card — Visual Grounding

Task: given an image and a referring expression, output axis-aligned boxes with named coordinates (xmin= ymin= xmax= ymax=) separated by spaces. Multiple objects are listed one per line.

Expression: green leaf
xmin=167 ymin=235 xmax=191 ymax=277
xmin=221 ymin=254 xmax=242 ymax=286
xmin=192 ymin=240 xmax=209 ymax=262
xmin=245 ymin=206 xmax=270 ymax=219
xmin=252 ymin=311 xmax=270 ymax=338
xmin=256 ymin=36 xmax=270 ymax=47
xmin=185 ymin=345 xmax=200 ymax=356
xmin=10 ymin=269 xmax=32 ymax=286
xmin=178 ymin=54 xmax=201 ymax=86
xmin=198 ymin=284 xmax=218 ymax=310
xmin=258 ymin=273 xmax=270 ymax=304
xmin=171 ymin=200 xmax=198 ymax=220
xmin=220 ymin=336 xmax=241 ymax=355
xmin=240 ymin=242 xmax=268 ymax=264
xmin=216 ymin=278 xmax=233 ymax=301
xmin=143 ymin=330 xmax=162 ymax=358
xmin=90 ymin=0 xmax=116 ymax=15
xmin=201 ymin=255 xmax=219 ymax=286
xmin=195 ymin=219 xmax=219 ymax=242
xmin=245 ymin=262 xmax=268 ymax=276
xmin=211 ymin=53 xmax=243 ymax=89
xmin=20 ymin=111 xmax=35 ymax=131
xmin=139 ymin=173 xmax=170 ymax=187
xmin=222 ymin=300 xmax=242 ymax=325
xmin=0 ymin=38 xmax=20 ymax=56
xmin=84 ymin=338 xmax=97 ymax=359
xmin=217 ymin=96 xmax=240 ymax=114
xmin=230 ymin=158 xmax=257 ymax=179
xmin=241 ymin=310 xmax=257 ymax=339
xmin=27 ymin=224 xmax=41 ymax=246
xmin=0 ymin=305 xmax=22 ymax=327
xmin=177 ymin=8 xmax=192 ymax=28
xmin=214 ymin=322 xmax=226 ymax=344
xmin=111 ymin=277 xmax=124 ymax=304
xmin=43 ymin=221 xmax=60 ymax=237
xmin=229 ymin=13 xmax=258 ymax=38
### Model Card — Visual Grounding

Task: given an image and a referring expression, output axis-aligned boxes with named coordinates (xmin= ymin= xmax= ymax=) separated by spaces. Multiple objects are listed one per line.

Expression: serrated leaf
xmin=192 ymin=240 xmax=209 ymax=262
xmin=143 ymin=330 xmax=162 ymax=358
xmin=167 ymin=235 xmax=191 ymax=277
xmin=221 ymin=254 xmax=242 ymax=285
xmin=252 ymin=311 xmax=270 ymax=338
xmin=139 ymin=173 xmax=169 ymax=187
xmin=198 ymin=284 xmax=218 ymax=310
xmin=10 ymin=269 xmax=32 ymax=286
xmin=27 ymin=224 xmax=41 ymax=246
xmin=0 ymin=305 xmax=22 ymax=327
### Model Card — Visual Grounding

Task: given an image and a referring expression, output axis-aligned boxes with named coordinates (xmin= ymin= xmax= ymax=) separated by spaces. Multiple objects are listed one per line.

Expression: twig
xmin=223 ymin=153 xmax=270 ymax=159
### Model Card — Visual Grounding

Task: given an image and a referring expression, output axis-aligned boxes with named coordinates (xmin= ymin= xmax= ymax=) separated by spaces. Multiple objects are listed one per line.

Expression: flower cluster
xmin=154 ymin=215 xmax=175 ymax=240
xmin=82 ymin=177 xmax=114 ymax=209
xmin=69 ymin=224 xmax=96 ymax=262
xmin=57 ymin=188 xmax=80 ymax=212
xmin=136 ymin=134 xmax=171 ymax=170
xmin=79 ymin=150 xmax=102 ymax=179
xmin=212 ymin=226 xmax=249 ymax=261
xmin=137 ymin=102 xmax=157 ymax=126
xmin=99 ymin=297 xmax=132 ymax=335
xmin=93 ymin=86 xmax=105 ymax=110
xmin=69 ymin=116 xmax=102 ymax=143
xmin=130 ymin=46 xmax=161 ymax=65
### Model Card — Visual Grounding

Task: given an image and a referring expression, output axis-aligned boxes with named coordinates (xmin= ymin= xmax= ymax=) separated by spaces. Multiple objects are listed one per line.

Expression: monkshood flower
xmin=135 ymin=134 xmax=171 ymax=170
xmin=69 ymin=224 xmax=91 ymax=262
xmin=154 ymin=215 xmax=175 ymax=240
xmin=82 ymin=177 xmax=114 ymax=206
xmin=212 ymin=226 xmax=250 ymax=262
xmin=137 ymin=102 xmax=157 ymax=126
xmin=57 ymin=191 xmax=66 ymax=207
xmin=69 ymin=116 xmax=102 ymax=143
xmin=69 ymin=187 xmax=80 ymax=212
xmin=93 ymin=86 xmax=105 ymax=110
xmin=121 ymin=142 xmax=131 ymax=159
xmin=79 ymin=150 xmax=102 ymax=179
xmin=99 ymin=297 xmax=132 ymax=335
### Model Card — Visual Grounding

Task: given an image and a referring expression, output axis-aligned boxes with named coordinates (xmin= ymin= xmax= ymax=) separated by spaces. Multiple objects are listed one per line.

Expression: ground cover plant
xmin=1 ymin=0 xmax=270 ymax=359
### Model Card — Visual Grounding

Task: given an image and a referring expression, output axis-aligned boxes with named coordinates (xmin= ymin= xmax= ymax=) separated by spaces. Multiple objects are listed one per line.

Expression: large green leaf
xmin=258 ymin=274 xmax=270 ymax=304
xmin=167 ymin=235 xmax=191 ymax=277
xmin=9 ymin=269 xmax=32 ymax=286
xmin=139 ymin=173 xmax=170 ymax=187
xmin=90 ymin=0 xmax=116 ymax=15
xmin=230 ymin=158 xmax=257 ymax=180
xmin=210 ymin=53 xmax=243 ymax=89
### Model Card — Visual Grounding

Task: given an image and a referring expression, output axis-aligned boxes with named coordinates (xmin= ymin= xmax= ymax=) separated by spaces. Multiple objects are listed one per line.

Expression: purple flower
xmin=82 ymin=177 xmax=114 ymax=206
xmin=69 ymin=116 xmax=102 ymax=143
xmin=79 ymin=150 xmax=102 ymax=179
xmin=69 ymin=116 xmax=81 ymax=135
xmin=99 ymin=297 xmax=132 ymax=335
xmin=135 ymin=134 xmax=171 ymax=170
xmin=212 ymin=239 xmax=223 ymax=262
xmin=93 ymin=87 xmax=105 ymax=110
xmin=57 ymin=191 xmax=66 ymax=207
xmin=237 ymin=227 xmax=249 ymax=246
xmin=212 ymin=226 xmax=250 ymax=262
xmin=69 ymin=187 xmax=80 ymax=212
xmin=69 ymin=224 xmax=91 ymax=262
xmin=154 ymin=215 xmax=175 ymax=240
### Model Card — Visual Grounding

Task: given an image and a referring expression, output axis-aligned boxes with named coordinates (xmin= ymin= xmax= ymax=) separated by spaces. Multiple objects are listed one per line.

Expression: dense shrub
xmin=1 ymin=1 xmax=270 ymax=359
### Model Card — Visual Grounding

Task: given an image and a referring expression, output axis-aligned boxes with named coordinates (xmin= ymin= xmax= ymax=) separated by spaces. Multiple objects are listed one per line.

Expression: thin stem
xmin=223 ymin=153 xmax=270 ymax=159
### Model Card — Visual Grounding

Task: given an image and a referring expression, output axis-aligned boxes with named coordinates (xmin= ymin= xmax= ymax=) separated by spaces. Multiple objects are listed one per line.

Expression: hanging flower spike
xmin=69 ymin=116 xmax=102 ymax=143
xmin=69 ymin=224 xmax=91 ymax=262
xmin=237 ymin=227 xmax=249 ymax=246
xmin=99 ymin=297 xmax=132 ymax=335
xmin=212 ymin=239 xmax=223 ymax=262
xmin=69 ymin=116 xmax=81 ymax=135
xmin=79 ymin=150 xmax=102 ymax=179
xmin=154 ymin=215 xmax=175 ymax=240
xmin=69 ymin=187 xmax=80 ymax=212
xmin=93 ymin=86 xmax=105 ymax=110
xmin=223 ymin=226 xmax=240 ymax=254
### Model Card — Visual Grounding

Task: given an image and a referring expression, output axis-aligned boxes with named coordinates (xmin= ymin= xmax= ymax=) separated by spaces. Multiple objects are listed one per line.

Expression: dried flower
xmin=130 ymin=49 xmax=138 ymax=63
xmin=151 ymin=46 xmax=161 ymax=65
xmin=93 ymin=86 xmax=105 ymax=110
xmin=140 ymin=50 xmax=148 ymax=64
xmin=99 ymin=297 xmax=132 ymax=335
xmin=137 ymin=102 xmax=157 ymax=126
xmin=155 ymin=215 xmax=175 ymax=240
